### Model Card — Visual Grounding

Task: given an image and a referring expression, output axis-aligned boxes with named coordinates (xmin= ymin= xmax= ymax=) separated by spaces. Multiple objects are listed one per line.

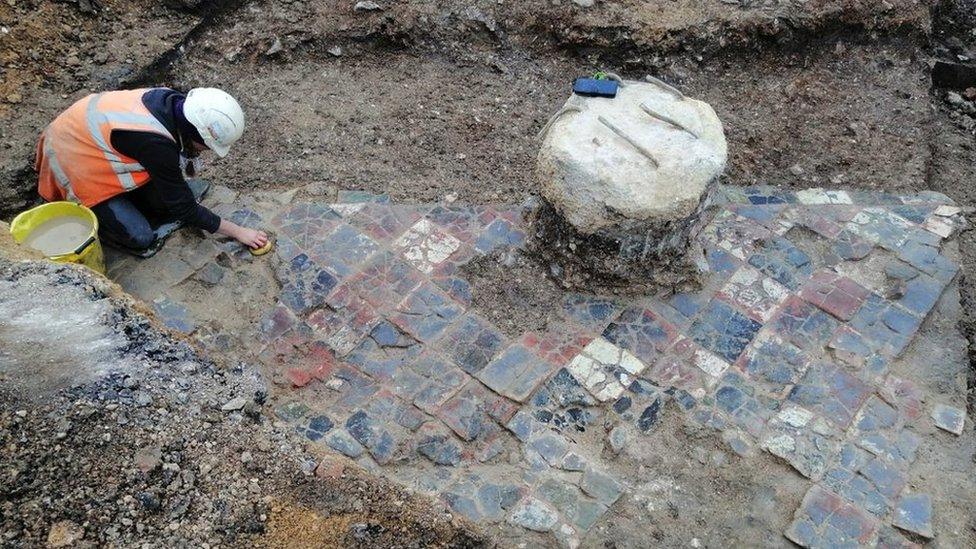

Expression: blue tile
xmin=689 ymin=300 xmax=762 ymax=363
xmin=893 ymin=493 xmax=933 ymax=538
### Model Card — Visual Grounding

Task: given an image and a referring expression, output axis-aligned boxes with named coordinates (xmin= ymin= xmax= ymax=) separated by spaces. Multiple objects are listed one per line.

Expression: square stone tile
xmin=152 ymin=295 xmax=195 ymax=334
xmin=340 ymin=251 xmax=426 ymax=311
xmin=689 ymin=300 xmax=763 ymax=363
xmin=389 ymin=281 xmax=465 ymax=343
xmin=347 ymin=203 xmax=426 ymax=243
xmin=394 ymin=219 xmax=463 ymax=274
xmin=737 ymin=333 xmax=809 ymax=395
xmin=787 ymin=362 xmax=872 ymax=429
xmin=306 ymin=223 xmax=380 ymax=277
xmin=669 ymin=291 xmax=711 ymax=320
xmin=474 ymin=218 xmax=526 ymax=254
xmin=716 ymin=267 xmax=789 ymax=322
xmin=747 ymin=236 xmax=815 ymax=290
xmin=785 ymin=485 xmax=880 ymax=547
xmin=799 ymin=270 xmax=871 ymax=321
xmin=931 ymin=403 xmax=965 ymax=435
xmin=565 ymin=337 xmax=648 ymax=402
xmin=477 ymin=343 xmax=557 ymax=402
xmin=602 ymin=306 xmax=679 ymax=365
xmin=771 ymin=296 xmax=839 ymax=352
xmin=896 ymin=273 xmax=946 ymax=318
xmin=848 ymin=396 xmax=920 ymax=466
xmin=760 ymin=406 xmax=841 ymax=480
xmin=437 ymin=313 xmax=507 ymax=375
xmin=705 ymin=247 xmax=741 ymax=274
xmin=892 ymin=493 xmax=933 ymax=539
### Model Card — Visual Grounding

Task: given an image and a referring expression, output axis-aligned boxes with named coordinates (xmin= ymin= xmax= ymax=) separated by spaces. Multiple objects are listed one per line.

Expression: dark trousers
xmin=90 ymin=184 xmax=172 ymax=251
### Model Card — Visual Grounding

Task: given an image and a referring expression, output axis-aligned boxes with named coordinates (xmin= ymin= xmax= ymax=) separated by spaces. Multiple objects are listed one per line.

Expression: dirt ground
xmin=2 ymin=0 xmax=976 ymax=545
xmin=0 ymin=258 xmax=486 ymax=547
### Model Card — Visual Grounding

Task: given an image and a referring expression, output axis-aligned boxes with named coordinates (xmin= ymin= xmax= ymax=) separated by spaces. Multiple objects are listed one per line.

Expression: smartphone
xmin=573 ymin=78 xmax=619 ymax=98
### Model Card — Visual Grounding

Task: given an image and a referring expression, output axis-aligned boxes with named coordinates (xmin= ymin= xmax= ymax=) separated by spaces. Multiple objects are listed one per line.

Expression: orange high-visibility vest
xmin=35 ymin=88 xmax=176 ymax=207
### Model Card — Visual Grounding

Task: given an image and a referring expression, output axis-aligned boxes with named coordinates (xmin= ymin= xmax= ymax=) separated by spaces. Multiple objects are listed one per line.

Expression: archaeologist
xmin=34 ymin=87 xmax=268 ymax=256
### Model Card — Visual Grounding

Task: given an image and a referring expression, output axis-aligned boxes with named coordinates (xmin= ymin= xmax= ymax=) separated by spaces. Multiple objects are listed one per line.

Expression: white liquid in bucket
xmin=22 ymin=216 xmax=93 ymax=256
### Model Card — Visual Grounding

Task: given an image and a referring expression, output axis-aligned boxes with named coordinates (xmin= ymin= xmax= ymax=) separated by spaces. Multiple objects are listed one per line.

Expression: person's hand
xmin=236 ymin=227 xmax=269 ymax=249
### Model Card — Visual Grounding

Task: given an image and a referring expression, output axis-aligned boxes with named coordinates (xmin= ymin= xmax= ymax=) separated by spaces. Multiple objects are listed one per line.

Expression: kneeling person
xmin=35 ymin=87 xmax=268 ymax=255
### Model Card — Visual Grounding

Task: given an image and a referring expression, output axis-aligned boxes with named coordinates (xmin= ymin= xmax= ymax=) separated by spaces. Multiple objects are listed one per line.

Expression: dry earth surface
xmin=2 ymin=0 xmax=976 ymax=546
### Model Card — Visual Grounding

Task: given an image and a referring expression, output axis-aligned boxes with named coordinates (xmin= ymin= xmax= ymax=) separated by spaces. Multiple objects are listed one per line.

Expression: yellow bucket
xmin=9 ymin=202 xmax=105 ymax=275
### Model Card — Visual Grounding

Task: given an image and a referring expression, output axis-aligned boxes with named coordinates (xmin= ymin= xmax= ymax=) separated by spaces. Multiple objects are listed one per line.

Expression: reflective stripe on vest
xmin=37 ymin=88 xmax=177 ymax=207
xmin=41 ymin=131 xmax=79 ymax=203
xmin=86 ymin=94 xmax=138 ymax=190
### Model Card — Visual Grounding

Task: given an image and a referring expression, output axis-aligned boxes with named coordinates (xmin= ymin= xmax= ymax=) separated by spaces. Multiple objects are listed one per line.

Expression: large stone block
xmin=537 ymin=78 xmax=727 ymax=234
xmin=531 ymin=78 xmax=727 ymax=290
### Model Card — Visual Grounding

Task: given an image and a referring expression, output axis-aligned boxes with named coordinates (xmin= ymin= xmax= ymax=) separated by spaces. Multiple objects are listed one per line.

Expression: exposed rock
xmin=532 ymin=78 xmax=724 ymax=291
xmin=221 ymin=396 xmax=247 ymax=411
xmin=354 ymin=1 xmax=381 ymax=11
xmin=537 ymin=78 xmax=726 ymax=235
xmin=134 ymin=447 xmax=163 ymax=473
xmin=47 ymin=520 xmax=84 ymax=547
xmin=266 ymin=37 xmax=283 ymax=57
xmin=509 ymin=498 xmax=558 ymax=532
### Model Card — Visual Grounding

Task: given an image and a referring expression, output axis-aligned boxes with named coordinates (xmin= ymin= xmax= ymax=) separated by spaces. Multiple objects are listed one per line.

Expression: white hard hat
xmin=183 ymin=88 xmax=244 ymax=157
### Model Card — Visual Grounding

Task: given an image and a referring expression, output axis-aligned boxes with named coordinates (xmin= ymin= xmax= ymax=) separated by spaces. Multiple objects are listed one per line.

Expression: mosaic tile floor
xmin=108 ymin=185 xmax=970 ymax=547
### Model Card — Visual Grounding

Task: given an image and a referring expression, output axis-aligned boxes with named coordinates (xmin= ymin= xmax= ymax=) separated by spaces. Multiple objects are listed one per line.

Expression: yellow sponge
xmin=250 ymin=239 xmax=274 ymax=257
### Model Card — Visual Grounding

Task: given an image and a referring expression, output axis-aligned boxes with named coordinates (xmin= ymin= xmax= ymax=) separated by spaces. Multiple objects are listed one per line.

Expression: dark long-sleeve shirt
xmin=108 ymin=89 xmax=221 ymax=233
